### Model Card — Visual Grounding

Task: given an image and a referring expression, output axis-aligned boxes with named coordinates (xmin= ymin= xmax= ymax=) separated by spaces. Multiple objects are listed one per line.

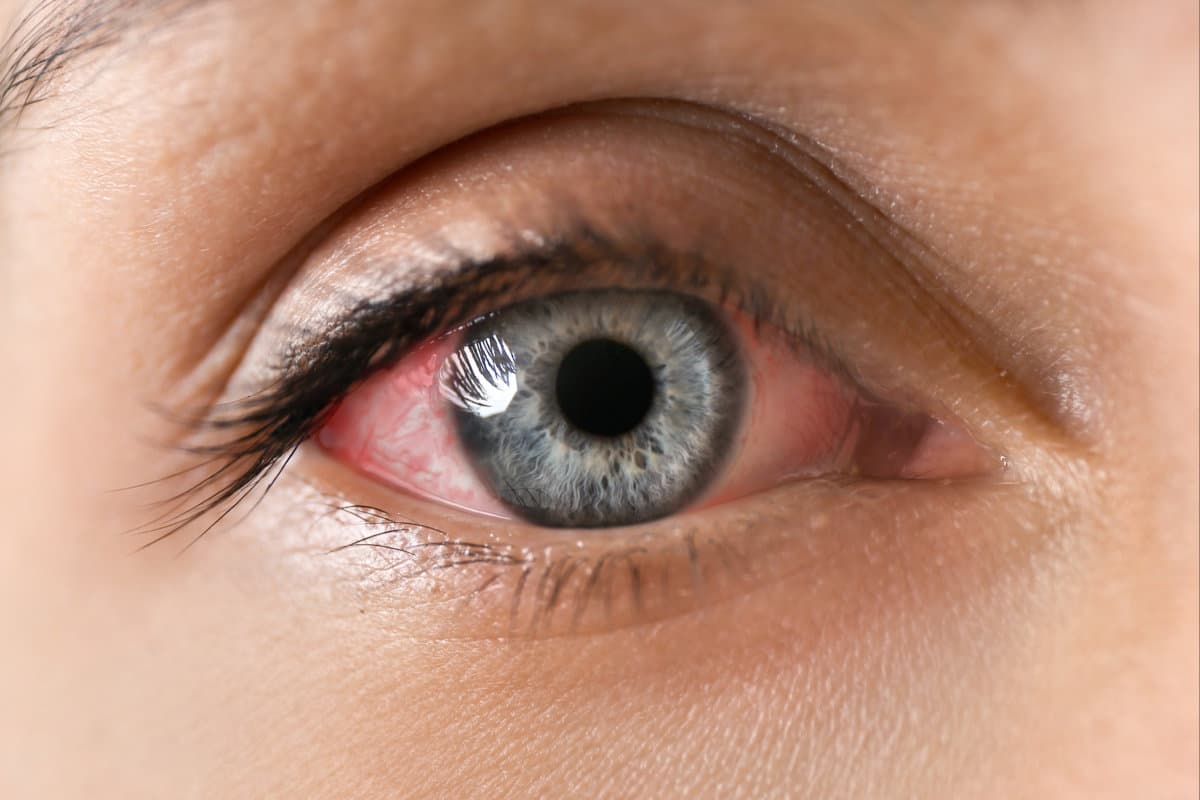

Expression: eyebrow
xmin=0 ymin=0 xmax=201 ymax=130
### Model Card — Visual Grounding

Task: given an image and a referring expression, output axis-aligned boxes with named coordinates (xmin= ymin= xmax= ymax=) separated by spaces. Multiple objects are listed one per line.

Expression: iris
xmin=440 ymin=289 xmax=745 ymax=527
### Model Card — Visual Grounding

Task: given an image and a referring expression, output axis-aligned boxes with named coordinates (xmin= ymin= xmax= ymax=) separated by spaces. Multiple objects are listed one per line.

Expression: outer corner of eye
xmin=314 ymin=286 xmax=997 ymax=530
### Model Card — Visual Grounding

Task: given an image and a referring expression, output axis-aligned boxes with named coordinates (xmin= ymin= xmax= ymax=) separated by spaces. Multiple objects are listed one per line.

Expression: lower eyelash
xmin=323 ymin=501 xmax=727 ymax=638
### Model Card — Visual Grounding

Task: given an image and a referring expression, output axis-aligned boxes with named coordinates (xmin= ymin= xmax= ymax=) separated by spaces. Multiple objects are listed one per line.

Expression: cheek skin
xmin=0 ymin=440 xmax=1018 ymax=797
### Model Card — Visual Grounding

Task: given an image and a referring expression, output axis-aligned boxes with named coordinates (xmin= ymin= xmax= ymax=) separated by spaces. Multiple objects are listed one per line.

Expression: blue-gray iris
xmin=440 ymin=289 xmax=744 ymax=528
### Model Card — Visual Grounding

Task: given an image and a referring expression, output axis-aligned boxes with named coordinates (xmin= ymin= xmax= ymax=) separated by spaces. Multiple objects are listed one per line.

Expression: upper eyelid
xmin=280 ymin=224 xmax=853 ymax=389
xmin=134 ymin=95 xmax=1067 ymax=443
xmin=252 ymin=101 xmax=929 ymax=399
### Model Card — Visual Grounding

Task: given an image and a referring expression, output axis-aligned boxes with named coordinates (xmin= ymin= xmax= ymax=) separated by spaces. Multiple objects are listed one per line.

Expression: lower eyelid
xmin=292 ymin=457 xmax=1030 ymax=641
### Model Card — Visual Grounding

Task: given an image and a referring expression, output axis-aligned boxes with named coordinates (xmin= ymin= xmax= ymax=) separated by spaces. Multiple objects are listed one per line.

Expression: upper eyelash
xmin=135 ymin=222 xmax=851 ymax=550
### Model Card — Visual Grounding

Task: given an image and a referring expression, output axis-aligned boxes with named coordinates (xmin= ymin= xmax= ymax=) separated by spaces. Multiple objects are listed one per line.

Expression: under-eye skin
xmin=143 ymin=104 xmax=1013 ymax=636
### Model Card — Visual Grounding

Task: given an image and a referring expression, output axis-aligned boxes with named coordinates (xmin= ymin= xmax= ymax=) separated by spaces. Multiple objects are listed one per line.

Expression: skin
xmin=0 ymin=1 xmax=1196 ymax=798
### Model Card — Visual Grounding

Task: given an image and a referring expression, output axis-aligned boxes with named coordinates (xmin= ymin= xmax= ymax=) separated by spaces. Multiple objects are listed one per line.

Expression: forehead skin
xmin=0 ymin=1 xmax=1196 ymax=799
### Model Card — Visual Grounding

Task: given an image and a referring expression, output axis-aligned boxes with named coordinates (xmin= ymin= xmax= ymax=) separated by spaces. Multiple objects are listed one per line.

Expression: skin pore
xmin=0 ymin=1 xmax=1196 ymax=798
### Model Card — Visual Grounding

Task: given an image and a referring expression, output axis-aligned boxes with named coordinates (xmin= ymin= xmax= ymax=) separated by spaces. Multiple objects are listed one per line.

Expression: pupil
xmin=555 ymin=338 xmax=655 ymax=437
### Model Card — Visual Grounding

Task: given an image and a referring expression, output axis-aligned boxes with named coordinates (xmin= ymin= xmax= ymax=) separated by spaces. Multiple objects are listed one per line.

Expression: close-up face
xmin=0 ymin=1 xmax=1196 ymax=798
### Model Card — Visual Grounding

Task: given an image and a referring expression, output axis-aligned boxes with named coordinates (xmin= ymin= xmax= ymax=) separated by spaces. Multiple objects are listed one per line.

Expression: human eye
xmin=318 ymin=283 xmax=985 ymax=528
xmin=150 ymin=102 xmax=1012 ymax=639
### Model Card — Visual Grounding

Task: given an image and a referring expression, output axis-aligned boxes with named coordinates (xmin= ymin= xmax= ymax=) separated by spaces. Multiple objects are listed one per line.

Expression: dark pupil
xmin=555 ymin=338 xmax=655 ymax=437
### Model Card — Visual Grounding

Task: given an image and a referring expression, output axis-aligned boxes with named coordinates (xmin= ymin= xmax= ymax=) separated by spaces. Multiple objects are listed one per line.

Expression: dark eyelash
xmin=135 ymin=223 xmax=846 ymax=549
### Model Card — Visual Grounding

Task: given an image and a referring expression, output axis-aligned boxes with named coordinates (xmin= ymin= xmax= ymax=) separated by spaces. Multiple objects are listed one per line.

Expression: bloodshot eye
xmin=318 ymin=288 xmax=994 ymax=529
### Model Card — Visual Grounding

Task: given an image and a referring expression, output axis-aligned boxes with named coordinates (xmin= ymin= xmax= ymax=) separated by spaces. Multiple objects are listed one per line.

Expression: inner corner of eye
xmin=893 ymin=414 xmax=1000 ymax=482
xmin=314 ymin=286 xmax=992 ymax=530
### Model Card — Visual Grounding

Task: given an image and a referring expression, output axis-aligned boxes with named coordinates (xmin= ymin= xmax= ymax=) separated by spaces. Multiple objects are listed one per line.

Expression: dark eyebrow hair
xmin=0 ymin=0 xmax=201 ymax=131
